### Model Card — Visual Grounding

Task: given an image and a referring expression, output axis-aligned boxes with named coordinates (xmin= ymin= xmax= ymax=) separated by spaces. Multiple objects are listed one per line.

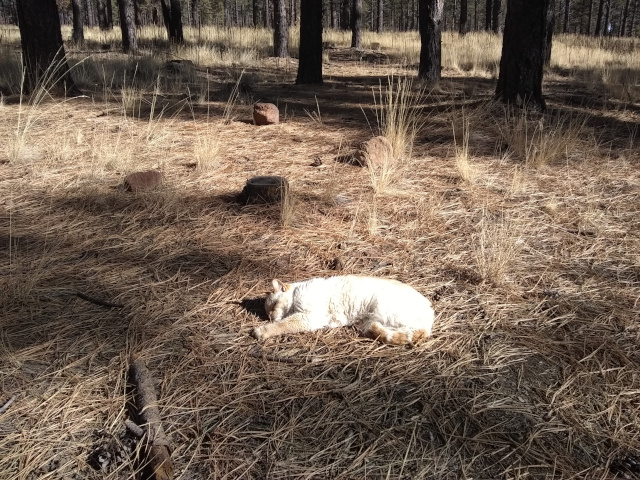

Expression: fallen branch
xmin=129 ymin=357 xmax=173 ymax=480
xmin=0 ymin=395 xmax=16 ymax=416
xmin=76 ymin=291 xmax=124 ymax=309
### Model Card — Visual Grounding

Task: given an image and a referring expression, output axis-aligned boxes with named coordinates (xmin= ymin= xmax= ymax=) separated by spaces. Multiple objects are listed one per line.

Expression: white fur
xmin=253 ymin=275 xmax=435 ymax=344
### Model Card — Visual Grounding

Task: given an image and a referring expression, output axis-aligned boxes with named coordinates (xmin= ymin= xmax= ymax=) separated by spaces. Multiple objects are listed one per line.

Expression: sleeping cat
xmin=251 ymin=275 xmax=435 ymax=345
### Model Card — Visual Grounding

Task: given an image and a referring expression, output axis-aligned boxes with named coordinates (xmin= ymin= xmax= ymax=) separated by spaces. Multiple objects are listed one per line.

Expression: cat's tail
xmin=366 ymin=321 xmax=430 ymax=346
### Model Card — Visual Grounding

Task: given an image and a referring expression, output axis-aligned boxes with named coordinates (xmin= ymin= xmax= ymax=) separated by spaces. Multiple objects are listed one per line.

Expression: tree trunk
xmin=71 ymin=0 xmax=84 ymax=44
xmin=459 ymin=0 xmax=468 ymax=33
xmin=377 ymin=0 xmax=383 ymax=32
xmin=595 ymin=0 xmax=605 ymax=34
xmin=351 ymin=0 xmax=362 ymax=47
xmin=496 ymin=0 xmax=552 ymax=111
xmin=563 ymin=0 xmax=570 ymax=31
xmin=253 ymin=0 xmax=258 ymax=26
xmin=491 ymin=0 xmax=501 ymax=32
xmin=621 ymin=0 xmax=631 ymax=35
xmin=160 ymin=0 xmax=185 ymax=44
xmin=474 ymin=0 xmax=478 ymax=29
xmin=418 ymin=0 xmax=444 ymax=82
xmin=630 ymin=0 xmax=638 ymax=35
xmin=133 ymin=0 xmax=141 ymax=26
xmin=191 ymin=0 xmax=199 ymax=26
xmin=485 ymin=0 xmax=492 ymax=29
xmin=296 ymin=0 xmax=323 ymax=84
xmin=340 ymin=0 xmax=350 ymax=28
xmin=586 ymin=0 xmax=594 ymax=34
xmin=603 ymin=0 xmax=610 ymax=34
xmin=116 ymin=0 xmax=137 ymax=52
xmin=97 ymin=0 xmax=111 ymax=30
xmin=544 ymin=0 xmax=555 ymax=65
xmin=330 ymin=0 xmax=336 ymax=27
xmin=265 ymin=0 xmax=271 ymax=27
xmin=16 ymin=0 xmax=79 ymax=94
xmin=274 ymin=0 xmax=289 ymax=56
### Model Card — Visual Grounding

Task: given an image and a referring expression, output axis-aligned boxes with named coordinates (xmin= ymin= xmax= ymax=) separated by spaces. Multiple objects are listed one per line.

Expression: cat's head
xmin=264 ymin=279 xmax=292 ymax=322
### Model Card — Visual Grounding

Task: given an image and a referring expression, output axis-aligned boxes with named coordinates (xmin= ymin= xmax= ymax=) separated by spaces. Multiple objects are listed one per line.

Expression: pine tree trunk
xmin=351 ymin=0 xmax=362 ymax=47
xmin=630 ymin=0 xmax=638 ymax=35
xmin=265 ymin=0 xmax=271 ymax=27
xmin=604 ymin=0 xmax=610 ymax=34
xmin=377 ymin=0 xmax=383 ymax=32
xmin=273 ymin=0 xmax=289 ymax=56
xmin=341 ymin=0 xmax=350 ymax=28
xmin=253 ymin=0 xmax=258 ymax=26
xmin=595 ymin=0 xmax=605 ymax=34
xmin=491 ymin=0 xmax=501 ymax=32
xmin=418 ymin=0 xmax=444 ymax=82
xmin=117 ymin=0 xmax=137 ymax=52
xmin=459 ymin=0 xmax=468 ymax=33
xmin=495 ymin=0 xmax=552 ymax=111
xmin=485 ymin=0 xmax=492 ymax=29
xmin=587 ymin=0 xmax=594 ymax=34
xmin=71 ymin=0 xmax=84 ymax=44
xmin=160 ymin=0 xmax=184 ymax=43
xmin=16 ymin=0 xmax=79 ymax=94
xmin=97 ymin=0 xmax=111 ymax=30
xmin=563 ymin=0 xmax=570 ymax=31
xmin=621 ymin=0 xmax=631 ymax=35
xmin=296 ymin=0 xmax=323 ymax=84
xmin=545 ymin=0 xmax=555 ymax=65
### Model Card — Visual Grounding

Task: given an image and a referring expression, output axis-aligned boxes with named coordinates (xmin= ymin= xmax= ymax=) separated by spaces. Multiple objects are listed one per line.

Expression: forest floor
xmin=1 ymin=28 xmax=640 ymax=479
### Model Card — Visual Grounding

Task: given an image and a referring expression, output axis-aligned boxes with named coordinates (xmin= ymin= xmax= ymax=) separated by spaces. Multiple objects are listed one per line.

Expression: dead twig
xmin=76 ymin=292 xmax=124 ymax=309
xmin=129 ymin=356 xmax=174 ymax=480
xmin=0 ymin=396 xmax=16 ymax=416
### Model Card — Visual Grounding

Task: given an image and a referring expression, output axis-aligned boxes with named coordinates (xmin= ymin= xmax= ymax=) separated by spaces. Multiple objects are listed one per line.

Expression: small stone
xmin=123 ymin=170 xmax=163 ymax=193
xmin=253 ymin=103 xmax=279 ymax=126
xmin=353 ymin=136 xmax=394 ymax=167
xmin=310 ymin=157 xmax=323 ymax=167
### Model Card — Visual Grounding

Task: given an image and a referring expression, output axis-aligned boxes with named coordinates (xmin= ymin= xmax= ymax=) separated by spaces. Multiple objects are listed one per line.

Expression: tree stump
xmin=237 ymin=176 xmax=289 ymax=205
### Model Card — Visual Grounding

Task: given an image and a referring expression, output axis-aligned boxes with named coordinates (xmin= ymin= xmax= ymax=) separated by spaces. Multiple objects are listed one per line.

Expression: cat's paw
xmin=251 ymin=325 xmax=268 ymax=341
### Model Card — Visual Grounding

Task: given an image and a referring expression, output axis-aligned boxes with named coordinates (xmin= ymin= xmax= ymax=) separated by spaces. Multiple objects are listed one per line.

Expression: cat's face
xmin=264 ymin=279 xmax=291 ymax=322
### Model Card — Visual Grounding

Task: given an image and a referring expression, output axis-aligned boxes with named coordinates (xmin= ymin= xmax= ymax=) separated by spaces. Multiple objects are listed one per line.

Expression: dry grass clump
xmin=1 ymin=28 xmax=640 ymax=480
xmin=498 ymin=107 xmax=588 ymax=168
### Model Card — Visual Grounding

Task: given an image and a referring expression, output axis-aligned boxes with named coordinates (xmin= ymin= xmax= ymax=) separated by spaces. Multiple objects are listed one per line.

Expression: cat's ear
xmin=272 ymin=279 xmax=289 ymax=293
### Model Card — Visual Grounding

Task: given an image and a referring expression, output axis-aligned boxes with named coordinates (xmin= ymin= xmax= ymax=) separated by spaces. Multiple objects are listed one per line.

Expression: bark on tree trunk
xmin=116 ymin=0 xmax=137 ymax=52
xmin=341 ymin=0 xmax=350 ymax=28
xmin=296 ymin=0 xmax=323 ymax=84
xmin=351 ymin=0 xmax=362 ymax=47
xmin=16 ymin=0 xmax=79 ymax=94
xmin=418 ymin=0 xmax=443 ymax=82
xmin=587 ymin=0 xmax=594 ymax=34
xmin=496 ymin=0 xmax=552 ymax=111
xmin=265 ymin=0 xmax=271 ymax=27
xmin=604 ymin=0 xmax=611 ymax=34
xmin=273 ymin=0 xmax=289 ymax=56
xmin=621 ymin=0 xmax=631 ymax=35
xmin=485 ymin=0 xmax=492 ymax=29
xmin=491 ymin=0 xmax=501 ymax=32
xmin=459 ymin=0 xmax=468 ymax=33
xmin=97 ymin=0 xmax=111 ymax=30
xmin=253 ymin=0 xmax=258 ymax=26
xmin=160 ymin=0 xmax=185 ymax=43
xmin=377 ymin=0 xmax=383 ymax=32
xmin=71 ymin=0 xmax=84 ymax=44
xmin=595 ymin=0 xmax=605 ymax=34
xmin=544 ymin=0 xmax=555 ymax=66
xmin=630 ymin=0 xmax=638 ymax=35
xmin=133 ymin=0 xmax=141 ymax=26
xmin=563 ymin=0 xmax=570 ymax=32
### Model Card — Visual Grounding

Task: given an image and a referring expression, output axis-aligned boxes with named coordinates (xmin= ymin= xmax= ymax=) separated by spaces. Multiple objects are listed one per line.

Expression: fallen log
xmin=128 ymin=356 xmax=173 ymax=480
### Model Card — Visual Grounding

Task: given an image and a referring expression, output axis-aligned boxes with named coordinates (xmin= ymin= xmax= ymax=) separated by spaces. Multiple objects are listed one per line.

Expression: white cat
xmin=251 ymin=275 xmax=435 ymax=345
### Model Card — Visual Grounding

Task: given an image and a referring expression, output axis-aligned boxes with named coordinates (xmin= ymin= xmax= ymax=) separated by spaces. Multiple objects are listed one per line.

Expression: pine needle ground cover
xmin=1 ymin=27 xmax=639 ymax=479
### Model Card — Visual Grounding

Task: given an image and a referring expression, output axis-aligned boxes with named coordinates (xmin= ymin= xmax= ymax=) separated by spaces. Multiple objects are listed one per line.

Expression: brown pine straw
xmin=1 ymin=46 xmax=639 ymax=479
